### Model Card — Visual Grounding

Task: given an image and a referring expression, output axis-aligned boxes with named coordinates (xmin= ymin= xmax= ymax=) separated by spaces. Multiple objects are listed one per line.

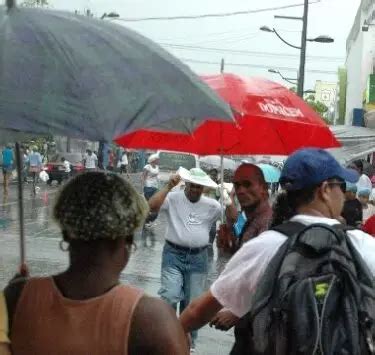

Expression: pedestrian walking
xmin=83 ymin=149 xmax=97 ymax=171
xmin=2 ymin=145 xmax=14 ymax=196
xmin=119 ymin=151 xmax=130 ymax=177
xmin=211 ymin=163 xmax=272 ymax=331
xmin=2 ymin=171 xmax=189 ymax=355
xmin=28 ymin=146 xmax=43 ymax=195
xmin=107 ymin=149 xmax=115 ymax=171
xmin=148 ymin=168 xmax=220 ymax=352
xmin=180 ymin=148 xmax=375 ymax=355
xmin=60 ymin=157 xmax=71 ymax=184
xmin=22 ymin=148 xmax=29 ymax=184
xmin=141 ymin=154 xmax=160 ymax=246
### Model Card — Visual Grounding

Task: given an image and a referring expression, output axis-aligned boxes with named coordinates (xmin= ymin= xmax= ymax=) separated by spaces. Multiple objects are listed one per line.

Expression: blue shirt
xmin=2 ymin=148 xmax=13 ymax=167
xmin=29 ymin=152 xmax=42 ymax=167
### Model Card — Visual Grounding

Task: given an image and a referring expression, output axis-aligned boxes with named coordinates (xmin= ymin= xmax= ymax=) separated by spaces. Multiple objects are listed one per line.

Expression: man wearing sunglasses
xmin=180 ymin=148 xmax=375 ymax=354
xmin=148 ymin=167 xmax=221 ymax=351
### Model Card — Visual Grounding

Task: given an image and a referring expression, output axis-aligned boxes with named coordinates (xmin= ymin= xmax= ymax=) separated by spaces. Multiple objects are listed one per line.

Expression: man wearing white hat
xmin=148 ymin=167 xmax=221 ymax=350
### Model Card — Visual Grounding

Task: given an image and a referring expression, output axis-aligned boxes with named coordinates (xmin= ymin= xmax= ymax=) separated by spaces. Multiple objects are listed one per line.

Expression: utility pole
xmin=297 ymin=0 xmax=308 ymax=97
xmin=220 ymin=58 xmax=225 ymax=73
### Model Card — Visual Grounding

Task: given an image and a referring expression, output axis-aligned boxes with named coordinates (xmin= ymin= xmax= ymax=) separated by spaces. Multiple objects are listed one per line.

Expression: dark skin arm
xmin=129 ymin=296 xmax=189 ymax=355
xmin=209 ymin=309 xmax=239 ymax=331
xmin=180 ymin=291 xmax=223 ymax=333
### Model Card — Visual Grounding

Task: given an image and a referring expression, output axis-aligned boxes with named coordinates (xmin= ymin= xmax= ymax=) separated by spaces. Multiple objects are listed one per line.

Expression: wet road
xmin=0 ymin=176 xmax=234 ymax=354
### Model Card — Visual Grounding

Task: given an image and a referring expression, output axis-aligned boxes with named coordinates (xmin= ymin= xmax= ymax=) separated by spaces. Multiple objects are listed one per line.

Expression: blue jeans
xmin=159 ymin=242 xmax=208 ymax=345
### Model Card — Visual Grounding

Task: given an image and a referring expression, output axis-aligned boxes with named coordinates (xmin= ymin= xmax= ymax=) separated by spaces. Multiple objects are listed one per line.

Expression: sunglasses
xmin=327 ymin=181 xmax=346 ymax=193
xmin=189 ymin=183 xmax=204 ymax=189
xmin=233 ymin=181 xmax=252 ymax=189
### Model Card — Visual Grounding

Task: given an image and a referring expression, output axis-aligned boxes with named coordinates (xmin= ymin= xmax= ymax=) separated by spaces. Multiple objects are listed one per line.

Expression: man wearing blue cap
xmin=180 ymin=148 xmax=375 ymax=353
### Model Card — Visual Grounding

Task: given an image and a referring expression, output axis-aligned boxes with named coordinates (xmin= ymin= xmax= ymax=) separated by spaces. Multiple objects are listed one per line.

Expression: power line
xmin=179 ymin=57 xmax=338 ymax=75
xmin=161 ymin=43 xmax=344 ymax=62
xmin=114 ymin=2 xmax=320 ymax=22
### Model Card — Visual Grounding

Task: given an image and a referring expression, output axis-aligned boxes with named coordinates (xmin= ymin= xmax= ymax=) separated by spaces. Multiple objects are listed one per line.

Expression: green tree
xmin=305 ymin=95 xmax=330 ymax=124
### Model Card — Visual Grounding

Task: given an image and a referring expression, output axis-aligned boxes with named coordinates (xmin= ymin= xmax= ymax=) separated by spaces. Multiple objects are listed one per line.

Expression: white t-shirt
xmin=84 ymin=153 xmax=97 ymax=169
xmin=211 ymin=214 xmax=375 ymax=318
xmin=362 ymin=204 xmax=375 ymax=223
xmin=144 ymin=164 xmax=159 ymax=188
xmin=357 ymin=174 xmax=372 ymax=192
xmin=121 ymin=154 xmax=128 ymax=165
xmin=161 ymin=190 xmax=221 ymax=248
xmin=63 ymin=160 xmax=71 ymax=173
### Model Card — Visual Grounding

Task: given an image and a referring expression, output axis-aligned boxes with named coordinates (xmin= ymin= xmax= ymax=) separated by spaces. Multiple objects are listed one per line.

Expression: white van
xmin=157 ymin=150 xmax=199 ymax=187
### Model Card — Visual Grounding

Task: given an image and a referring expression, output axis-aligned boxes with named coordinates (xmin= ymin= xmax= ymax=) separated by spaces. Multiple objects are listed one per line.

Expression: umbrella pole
xmin=220 ymin=154 xmax=225 ymax=223
xmin=15 ymin=142 xmax=27 ymax=276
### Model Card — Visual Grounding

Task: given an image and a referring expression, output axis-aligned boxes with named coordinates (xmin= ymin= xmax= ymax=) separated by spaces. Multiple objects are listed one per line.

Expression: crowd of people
xmin=1 ymin=148 xmax=375 ymax=354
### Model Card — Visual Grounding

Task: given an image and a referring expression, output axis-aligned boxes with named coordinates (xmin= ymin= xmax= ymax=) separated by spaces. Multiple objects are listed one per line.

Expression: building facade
xmin=346 ymin=0 xmax=375 ymax=126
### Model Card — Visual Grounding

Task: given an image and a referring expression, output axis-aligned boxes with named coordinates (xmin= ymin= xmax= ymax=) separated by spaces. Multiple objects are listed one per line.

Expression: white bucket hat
xmin=177 ymin=167 xmax=218 ymax=189
xmin=148 ymin=153 xmax=159 ymax=163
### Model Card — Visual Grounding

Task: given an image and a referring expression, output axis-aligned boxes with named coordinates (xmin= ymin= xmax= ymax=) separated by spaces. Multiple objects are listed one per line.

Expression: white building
xmin=346 ymin=0 xmax=375 ymax=125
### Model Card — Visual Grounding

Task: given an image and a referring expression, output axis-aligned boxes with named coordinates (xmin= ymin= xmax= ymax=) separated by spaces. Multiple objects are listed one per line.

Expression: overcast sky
xmin=49 ymin=0 xmax=361 ymax=89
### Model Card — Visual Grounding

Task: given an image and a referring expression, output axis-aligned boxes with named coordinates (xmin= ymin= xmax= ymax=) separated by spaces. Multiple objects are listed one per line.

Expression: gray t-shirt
xmin=161 ymin=190 xmax=221 ymax=248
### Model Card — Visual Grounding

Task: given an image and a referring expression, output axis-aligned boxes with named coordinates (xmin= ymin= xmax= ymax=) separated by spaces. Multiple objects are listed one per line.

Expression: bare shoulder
xmin=128 ymin=296 xmax=189 ymax=355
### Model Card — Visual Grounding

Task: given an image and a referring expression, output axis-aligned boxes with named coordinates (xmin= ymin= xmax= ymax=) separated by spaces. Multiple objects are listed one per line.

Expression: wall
xmin=346 ymin=0 xmax=375 ymax=124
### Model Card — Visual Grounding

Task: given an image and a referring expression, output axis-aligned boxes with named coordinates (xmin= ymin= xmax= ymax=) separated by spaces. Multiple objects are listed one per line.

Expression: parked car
xmin=45 ymin=152 xmax=84 ymax=185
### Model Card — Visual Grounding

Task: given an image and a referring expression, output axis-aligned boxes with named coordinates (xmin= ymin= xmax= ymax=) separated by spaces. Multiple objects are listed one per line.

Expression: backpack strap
xmin=272 ymin=221 xmax=306 ymax=238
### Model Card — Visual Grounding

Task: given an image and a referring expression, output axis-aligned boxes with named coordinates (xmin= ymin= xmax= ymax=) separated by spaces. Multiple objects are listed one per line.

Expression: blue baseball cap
xmin=280 ymin=148 xmax=359 ymax=191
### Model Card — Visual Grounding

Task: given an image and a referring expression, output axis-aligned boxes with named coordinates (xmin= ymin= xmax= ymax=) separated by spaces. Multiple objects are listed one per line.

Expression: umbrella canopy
xmin=116 ymin=74 xmax=340 ymax=155
xmin=0 ymin=5 xmax=233 ymax=141
xmin=256 ymin=163 xmax=281 ymax=183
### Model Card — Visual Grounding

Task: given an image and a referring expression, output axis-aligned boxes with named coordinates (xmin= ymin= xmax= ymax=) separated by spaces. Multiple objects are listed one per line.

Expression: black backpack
xmin=231 ymin=222 xmax=375 ymax=355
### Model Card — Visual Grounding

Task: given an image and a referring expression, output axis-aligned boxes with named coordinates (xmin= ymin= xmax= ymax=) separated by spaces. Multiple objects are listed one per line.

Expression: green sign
xmin=366 ymin=74 xmax=375 ymax=104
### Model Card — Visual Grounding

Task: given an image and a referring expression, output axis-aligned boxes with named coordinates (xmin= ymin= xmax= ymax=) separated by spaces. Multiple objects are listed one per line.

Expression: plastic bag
xmin=39 ymin=170 xmax=49 ymax=183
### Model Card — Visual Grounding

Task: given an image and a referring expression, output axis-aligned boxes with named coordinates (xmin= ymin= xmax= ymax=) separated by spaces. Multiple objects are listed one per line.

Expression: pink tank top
xmin=11 ymin=277 xmax=144 ymax=355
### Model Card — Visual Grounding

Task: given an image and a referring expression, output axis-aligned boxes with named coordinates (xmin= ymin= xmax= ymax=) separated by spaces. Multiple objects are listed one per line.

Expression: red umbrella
xmin=115 ymin=73 xmax=340 ymax=155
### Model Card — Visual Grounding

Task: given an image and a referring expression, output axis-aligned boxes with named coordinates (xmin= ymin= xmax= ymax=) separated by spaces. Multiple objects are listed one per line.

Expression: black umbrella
xmin=0 ymin=1 xmax=233 ymax=273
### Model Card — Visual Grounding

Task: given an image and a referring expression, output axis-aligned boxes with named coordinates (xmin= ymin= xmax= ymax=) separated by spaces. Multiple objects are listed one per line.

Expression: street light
xmin=268 ymin=69 xmax=298 ymax=86
xmin=308 ymin=35 xmax=334 ymax=43
xmin=260 ymin=0 xmax=334 ymax=98
xmin=260 ymin=27 xmax=334 ymax=48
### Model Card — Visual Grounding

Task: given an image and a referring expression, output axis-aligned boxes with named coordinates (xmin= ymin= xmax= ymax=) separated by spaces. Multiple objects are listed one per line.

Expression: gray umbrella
xmin=0 ymin=3 xmax=233 ymax=141
xmin=0 ymin=1 xmax=233 ymax=274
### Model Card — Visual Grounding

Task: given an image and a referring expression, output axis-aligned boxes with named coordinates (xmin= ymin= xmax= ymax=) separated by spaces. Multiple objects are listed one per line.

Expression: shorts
xmin=2 ymin=165 xmax=12 ymax=174
xmin=29 ymin=166 xmax=41 ymax=174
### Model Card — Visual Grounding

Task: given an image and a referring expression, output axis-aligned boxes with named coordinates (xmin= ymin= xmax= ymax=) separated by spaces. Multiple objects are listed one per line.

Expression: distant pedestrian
xmin=141 ymin=154 xmax=160 ymax=246
xmin=119 ymin=151 xmax=130 ymax=177
xmin=350 ymin=160 xmax=372 ymax=191
xmin=341 ymin=182 xmax=362 ymax=227
xmin=358 ymin=188 xmax=375 ymax=223
xmin=2 ymin=145 xmax=14 ymax=195
xmin=107 ymin=150 xmax=115 ymax=171
xmin=142 ymin=154 xmax=160 ymax=200
xmin=28 ymin=146 xmax=43 ymax=195
xmin=60 ymin=157 xmax=71 ymax=183
xmin=83 ymin=149 xmax=97 ymax=171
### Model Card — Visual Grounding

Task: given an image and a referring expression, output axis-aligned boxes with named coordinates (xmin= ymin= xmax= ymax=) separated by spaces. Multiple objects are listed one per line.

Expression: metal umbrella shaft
xmin=15 ymin=142 xmax=28 ymax=276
